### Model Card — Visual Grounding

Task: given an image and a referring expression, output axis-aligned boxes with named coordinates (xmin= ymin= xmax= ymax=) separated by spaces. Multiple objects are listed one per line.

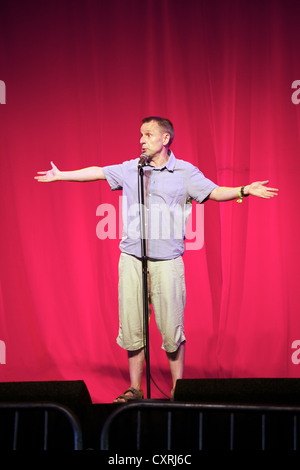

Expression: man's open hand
xmin=247 ymin=180 xmax=279 ymax=199
xmin=34 ymin=161 xmax=60 ymax=182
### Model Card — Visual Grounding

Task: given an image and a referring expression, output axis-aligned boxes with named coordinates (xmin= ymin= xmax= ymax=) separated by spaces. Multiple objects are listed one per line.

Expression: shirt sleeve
xmin=102 ymin=163 xmax=124 ymax=190
xmin=187 ymin=165 xmax=218 ymax=203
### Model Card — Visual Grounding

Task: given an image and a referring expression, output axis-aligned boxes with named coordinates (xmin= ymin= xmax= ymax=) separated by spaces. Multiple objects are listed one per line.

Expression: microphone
xmin=138 ymin=153 xmax=149 ymax=168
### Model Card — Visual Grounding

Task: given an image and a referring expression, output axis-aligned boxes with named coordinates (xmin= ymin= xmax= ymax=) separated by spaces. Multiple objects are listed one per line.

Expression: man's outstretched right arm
xmin=34 ymin=161 xmax=106 ymax=182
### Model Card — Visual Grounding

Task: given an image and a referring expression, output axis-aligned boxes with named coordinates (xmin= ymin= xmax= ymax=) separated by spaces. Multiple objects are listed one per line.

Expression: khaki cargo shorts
xmin=117 ymin=252 xmax=186 ymax=353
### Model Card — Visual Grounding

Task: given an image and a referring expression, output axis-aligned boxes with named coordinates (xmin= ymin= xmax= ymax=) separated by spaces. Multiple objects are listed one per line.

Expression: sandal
xmin=114 ymin=387 xmax=144 ymax=403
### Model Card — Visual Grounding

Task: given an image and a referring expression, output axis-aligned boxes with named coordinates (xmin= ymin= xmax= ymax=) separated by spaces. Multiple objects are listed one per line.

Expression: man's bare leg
xmin=166 ymin=342 xmax=185 ymax=398
xmin=114 ymin=348 xmax=145 ymax=402
xmin=128 ymin=348 xmax=145 ymax=390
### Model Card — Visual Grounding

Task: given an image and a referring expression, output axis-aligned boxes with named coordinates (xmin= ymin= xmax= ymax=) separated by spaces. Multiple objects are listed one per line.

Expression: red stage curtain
xmin=0 ymin=0 xmax=299 ymax=402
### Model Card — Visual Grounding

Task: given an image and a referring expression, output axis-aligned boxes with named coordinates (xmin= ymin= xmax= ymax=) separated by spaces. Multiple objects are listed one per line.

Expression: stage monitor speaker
xmin=174 ymin=378 xmax=300 ymax=405
xmin=0 ymin=380 xmax=92 ymax=415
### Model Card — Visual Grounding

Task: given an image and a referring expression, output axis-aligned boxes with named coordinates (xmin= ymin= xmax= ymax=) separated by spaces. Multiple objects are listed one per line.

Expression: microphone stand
xmin=138 ymin=155 xmax=151 ymax=399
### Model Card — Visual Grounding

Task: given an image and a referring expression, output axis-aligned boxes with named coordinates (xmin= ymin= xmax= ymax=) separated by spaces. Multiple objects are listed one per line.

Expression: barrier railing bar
xmin=294 ymin=415 xmax=297 ymax=451
xmin=167 ymin=411 xmax=172 ymax=450
xmin=198 ymin=412 xmax=203 ymax=450
xmin=43 ymin=410 xmax=48 ymax=450
xmin=136 ymin=410 xmax=141 ymax=450
xmin=230 ymin=412 xmax=234 ymax=450
xmin=261 ymin=414 xmax=265 ymax=450
xmin=13 ymin=410 xmax=19 ymax=450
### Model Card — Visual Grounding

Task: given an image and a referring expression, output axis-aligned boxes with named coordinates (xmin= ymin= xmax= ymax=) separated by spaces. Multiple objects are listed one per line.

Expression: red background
xmin=0 ymin=0 xmax=300 ymax=402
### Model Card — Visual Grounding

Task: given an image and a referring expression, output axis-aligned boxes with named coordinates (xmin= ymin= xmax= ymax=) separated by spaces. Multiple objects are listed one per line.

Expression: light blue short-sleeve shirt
xmin=103 ymin=152 xmax=218 ymax=260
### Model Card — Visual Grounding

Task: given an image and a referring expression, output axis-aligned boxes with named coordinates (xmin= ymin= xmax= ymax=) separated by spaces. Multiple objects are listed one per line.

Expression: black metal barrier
xmin=0 ymin=402 xmax=83 ymax=450
xmin=2 ymin=400 xmax=300 ymax=451
xmin=100 ymin=401 xmax=300 ymax=451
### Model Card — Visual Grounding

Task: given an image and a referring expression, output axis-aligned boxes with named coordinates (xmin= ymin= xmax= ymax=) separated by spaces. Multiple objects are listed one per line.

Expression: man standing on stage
xmin=35 ymin=116 xmax=278 ymax=402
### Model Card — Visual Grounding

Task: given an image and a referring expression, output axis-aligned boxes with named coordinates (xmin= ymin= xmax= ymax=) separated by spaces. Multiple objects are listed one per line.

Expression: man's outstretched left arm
xmin=209 ymin=180 xmax=279 ymax=202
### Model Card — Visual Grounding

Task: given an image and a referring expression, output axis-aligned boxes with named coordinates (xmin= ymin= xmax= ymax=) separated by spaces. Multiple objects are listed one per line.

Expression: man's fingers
xmin=34 ymin=177 xmax=47 ymax=182
xmin=265 ymin=190 xmax=278 ymax=197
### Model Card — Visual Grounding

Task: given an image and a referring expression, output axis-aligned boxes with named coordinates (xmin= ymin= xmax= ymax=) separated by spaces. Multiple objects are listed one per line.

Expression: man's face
xmin=140 ymin=121 xmax=169 ymax=159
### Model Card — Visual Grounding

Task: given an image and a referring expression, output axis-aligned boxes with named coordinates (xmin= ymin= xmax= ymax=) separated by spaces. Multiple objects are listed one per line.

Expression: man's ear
xmin=163 ymin=133 xmax=171 ymax=146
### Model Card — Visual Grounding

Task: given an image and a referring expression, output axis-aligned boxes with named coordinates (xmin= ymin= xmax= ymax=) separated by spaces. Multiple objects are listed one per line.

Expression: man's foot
xmin=114 ymin=387 xmax=144 ymax=403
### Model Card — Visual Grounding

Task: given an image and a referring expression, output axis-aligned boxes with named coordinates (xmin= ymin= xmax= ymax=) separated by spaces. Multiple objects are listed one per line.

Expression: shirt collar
xmin=152 ymin=151 xmax=176 ymax=172
xmin=166 ymin=151 xmax=176 ymax=171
